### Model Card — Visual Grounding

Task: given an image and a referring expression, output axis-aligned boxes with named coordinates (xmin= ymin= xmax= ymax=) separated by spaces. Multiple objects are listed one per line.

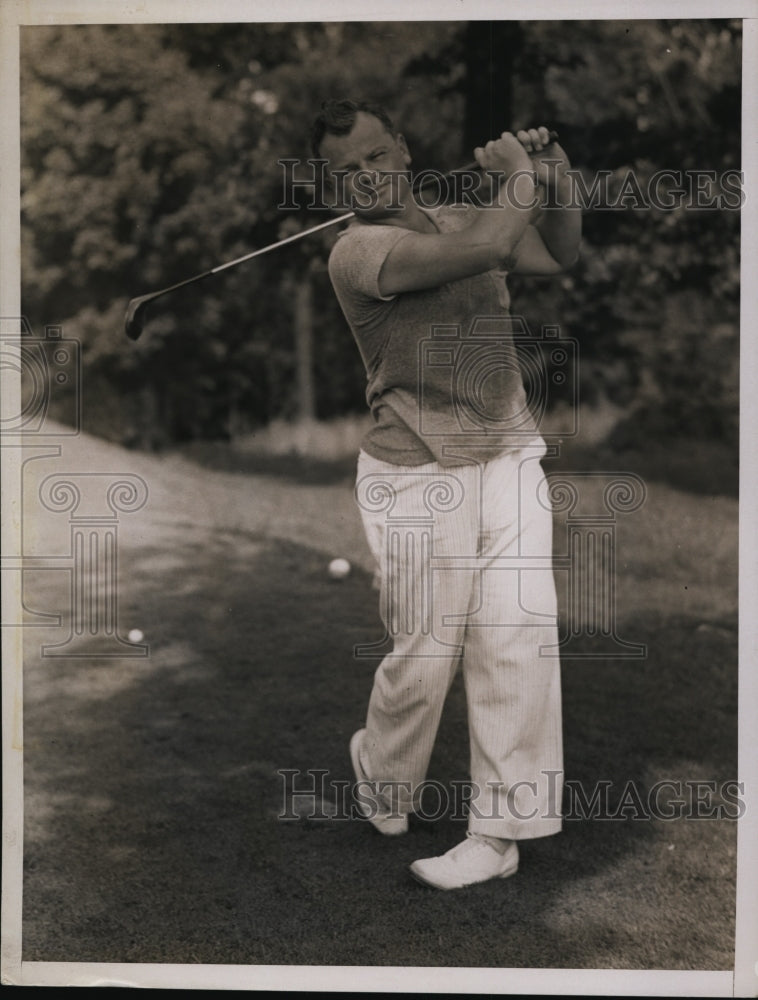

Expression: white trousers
xmin=355 ymin=442 xmax=563 ymax=839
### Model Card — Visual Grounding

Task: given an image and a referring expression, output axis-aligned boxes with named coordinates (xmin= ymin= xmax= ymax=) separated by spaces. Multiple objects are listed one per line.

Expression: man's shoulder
xmin=328 ymin=221 xmax=366 ymax=270
xmin=424 ymin=202 xmax=477 ymax=231
xmin=329 ymin=206 xmax=473 ymax=254
xmin=328 ymin=219 xmax=413 ymax=271
xmin=333 ymin=217 xmax=412 ymax=241
xmin=328 ymin=220 xmax=412 ymax=302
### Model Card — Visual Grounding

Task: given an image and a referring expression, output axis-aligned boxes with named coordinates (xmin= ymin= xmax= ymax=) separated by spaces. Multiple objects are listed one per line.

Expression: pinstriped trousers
xmin=355 ymin=441 xmax=563 ymax=839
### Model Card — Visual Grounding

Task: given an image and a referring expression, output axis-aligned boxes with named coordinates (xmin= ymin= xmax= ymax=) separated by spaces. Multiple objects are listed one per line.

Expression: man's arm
xmin=510 ymin=129 xmax=581 ymax=276
xmin=377 ymin=133 xmax=539 ymax=296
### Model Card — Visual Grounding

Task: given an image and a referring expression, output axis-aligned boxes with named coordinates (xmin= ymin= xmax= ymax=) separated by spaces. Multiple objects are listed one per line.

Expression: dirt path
xmin=20 ymin=422 xmax=372 ymax=571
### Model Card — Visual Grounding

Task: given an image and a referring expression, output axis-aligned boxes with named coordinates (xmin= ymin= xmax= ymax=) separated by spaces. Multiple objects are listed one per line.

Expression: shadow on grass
xmin=175 ymin=440 xmax=358 ymax=486
xmin=22 ymin=526 xmax=737 ymax=970
xmin=552 ymin=435 xmax=738 ymax=500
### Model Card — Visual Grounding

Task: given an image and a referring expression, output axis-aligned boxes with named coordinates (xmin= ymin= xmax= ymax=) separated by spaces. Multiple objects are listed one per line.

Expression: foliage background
xmin=20 ymin=19 xmax=741 ymax=471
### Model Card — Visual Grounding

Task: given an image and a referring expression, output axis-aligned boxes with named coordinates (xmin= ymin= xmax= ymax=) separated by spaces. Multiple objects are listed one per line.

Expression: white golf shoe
xmin=350 ymin=729 xmax=408 ymax=836
xmin=409 ymin=833 xmax=519 ymax=889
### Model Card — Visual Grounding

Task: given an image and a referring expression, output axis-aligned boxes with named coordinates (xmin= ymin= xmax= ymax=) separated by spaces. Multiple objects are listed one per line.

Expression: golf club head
xmin=124 ymin=296 xmax=151 ymax=341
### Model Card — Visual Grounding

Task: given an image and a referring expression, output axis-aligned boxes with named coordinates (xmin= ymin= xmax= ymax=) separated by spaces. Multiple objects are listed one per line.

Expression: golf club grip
xmin=446 ymin=130 xmax=561 ymax=178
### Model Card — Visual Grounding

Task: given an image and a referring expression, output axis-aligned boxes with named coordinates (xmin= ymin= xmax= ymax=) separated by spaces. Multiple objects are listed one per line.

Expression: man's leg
xmin=355 ymin=451 xmax=479 ymax=817
xmin=463 ymin=446 xmax=563 ymax=840
xmin=409 ymin=445 xmax=562 ymax=887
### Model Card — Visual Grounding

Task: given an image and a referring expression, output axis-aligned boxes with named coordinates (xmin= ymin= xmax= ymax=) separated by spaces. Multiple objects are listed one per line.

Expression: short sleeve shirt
xmin=328 ymin=204 xmax=539 ymax=467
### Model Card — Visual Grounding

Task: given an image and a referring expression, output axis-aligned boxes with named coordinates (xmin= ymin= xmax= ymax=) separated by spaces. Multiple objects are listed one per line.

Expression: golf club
xmin=124 ymin=212 xmax=353 ymax=341
xmin=124 ymin=132 xmax=559 ymax=341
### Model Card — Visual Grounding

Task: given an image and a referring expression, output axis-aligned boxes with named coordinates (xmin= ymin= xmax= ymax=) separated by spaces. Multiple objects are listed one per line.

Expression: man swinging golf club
xmin=312 ymin=98 xmax=581 ymax=890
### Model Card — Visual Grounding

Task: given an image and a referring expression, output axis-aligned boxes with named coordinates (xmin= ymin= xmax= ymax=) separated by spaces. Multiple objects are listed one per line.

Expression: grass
xmin=18 ymin=416 xmax=739 ymax=971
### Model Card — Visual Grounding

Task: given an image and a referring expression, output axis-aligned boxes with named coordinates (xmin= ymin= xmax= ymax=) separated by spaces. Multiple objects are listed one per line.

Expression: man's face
xmin=319 ymin=111 xmax=412 ymax=219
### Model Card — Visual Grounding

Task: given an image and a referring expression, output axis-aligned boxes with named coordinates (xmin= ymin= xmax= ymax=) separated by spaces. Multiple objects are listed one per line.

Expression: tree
xmin=20 ymin=19 xmax=741 ymax=454
xmin=509 ymin=19 xmax=741 ymax=446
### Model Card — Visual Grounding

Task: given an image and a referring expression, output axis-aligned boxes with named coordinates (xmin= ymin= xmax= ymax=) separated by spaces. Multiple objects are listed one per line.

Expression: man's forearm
xmin=535 ymin=176 xmax=582 ymax=268
xmin=377 ymin=172 xmax=539 ymax=295
xmin=472 ymin=171 xmax=540 ymax=266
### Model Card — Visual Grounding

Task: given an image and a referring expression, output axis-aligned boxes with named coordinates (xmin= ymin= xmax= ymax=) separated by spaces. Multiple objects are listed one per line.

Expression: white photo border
xmin=1 ymin=1 xmax=756 ymax=994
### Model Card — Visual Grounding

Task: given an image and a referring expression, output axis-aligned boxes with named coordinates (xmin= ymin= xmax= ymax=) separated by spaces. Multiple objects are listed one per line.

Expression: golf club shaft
xmin=178 ymin=212 xmax=355 ymax=287
xmin=124 ymin=212 xmax=356 ymax=339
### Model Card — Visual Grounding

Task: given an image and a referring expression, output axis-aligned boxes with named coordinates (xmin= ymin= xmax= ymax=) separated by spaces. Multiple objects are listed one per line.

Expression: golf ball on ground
xmin=328 ymin=558 xmax=351 ymax=580
xmin=128 ymin=629 xmax=144 ymax=643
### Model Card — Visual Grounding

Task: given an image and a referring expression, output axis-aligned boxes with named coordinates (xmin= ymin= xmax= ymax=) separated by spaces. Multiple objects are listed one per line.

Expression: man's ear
xmin=395 ymin=133 xmax=412 ymax=167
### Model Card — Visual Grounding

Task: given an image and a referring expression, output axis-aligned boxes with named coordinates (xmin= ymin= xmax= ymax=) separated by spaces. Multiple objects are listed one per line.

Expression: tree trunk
xmin=293 ymin=269 xmax=316 ymax=424
xmin=463 ymin=21 xmax=522 ymax=155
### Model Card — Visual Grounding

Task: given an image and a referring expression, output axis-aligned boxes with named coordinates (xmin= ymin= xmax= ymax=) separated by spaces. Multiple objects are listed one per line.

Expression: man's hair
xmin=310 ymin=99 xmax=396 ymax=158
